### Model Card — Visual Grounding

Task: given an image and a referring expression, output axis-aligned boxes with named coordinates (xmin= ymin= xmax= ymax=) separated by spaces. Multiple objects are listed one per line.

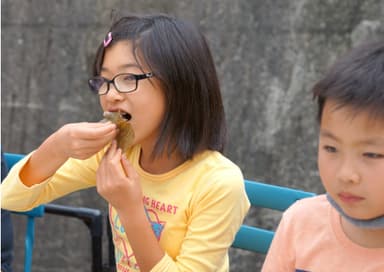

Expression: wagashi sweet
xmin=102 ymin=111 xmax=135 ymax=152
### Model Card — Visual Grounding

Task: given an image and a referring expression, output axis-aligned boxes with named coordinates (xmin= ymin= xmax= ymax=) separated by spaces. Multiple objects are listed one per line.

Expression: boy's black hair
xmin=313 ymin=41 xmax=384 ymax=122
xmin=93 ymin=14 xmax=226 ymax=160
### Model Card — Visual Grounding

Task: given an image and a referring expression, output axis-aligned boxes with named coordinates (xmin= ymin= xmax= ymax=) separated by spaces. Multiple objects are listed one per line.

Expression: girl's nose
xmin=105 ymin=84 xmax=124 ymax=101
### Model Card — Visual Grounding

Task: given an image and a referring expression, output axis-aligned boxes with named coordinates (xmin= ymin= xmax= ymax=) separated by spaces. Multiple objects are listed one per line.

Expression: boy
xmin=262 ymin=41 xmax=384 ymax=271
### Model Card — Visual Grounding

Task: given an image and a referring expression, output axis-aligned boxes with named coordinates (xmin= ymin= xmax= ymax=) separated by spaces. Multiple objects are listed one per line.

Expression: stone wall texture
xmin=2 ymin=0 xmax=384 ymax=271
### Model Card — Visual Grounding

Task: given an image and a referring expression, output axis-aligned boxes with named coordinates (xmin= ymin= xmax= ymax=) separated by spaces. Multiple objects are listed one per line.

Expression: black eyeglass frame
xmin=88 ymin=72 xmax=154 ymax=95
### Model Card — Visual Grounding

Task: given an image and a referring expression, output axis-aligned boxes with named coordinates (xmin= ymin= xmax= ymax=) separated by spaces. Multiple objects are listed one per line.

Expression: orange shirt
xmin=262 ymin=195 xmax=384 ymax=272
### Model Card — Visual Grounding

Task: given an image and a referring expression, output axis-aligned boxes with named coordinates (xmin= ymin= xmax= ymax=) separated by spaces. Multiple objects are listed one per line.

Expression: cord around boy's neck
xmin=327 ymin=194 xmax=384 ymax=229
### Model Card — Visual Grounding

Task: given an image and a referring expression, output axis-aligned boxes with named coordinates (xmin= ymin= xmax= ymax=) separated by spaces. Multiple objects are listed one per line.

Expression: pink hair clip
xmin=103 ymin=32 xmax=112 ymax=47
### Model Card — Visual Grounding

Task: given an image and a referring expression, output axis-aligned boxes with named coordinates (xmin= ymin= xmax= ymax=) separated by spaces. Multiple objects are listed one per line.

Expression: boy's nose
xmin=336 ymin=160 xmax=361 ymax=184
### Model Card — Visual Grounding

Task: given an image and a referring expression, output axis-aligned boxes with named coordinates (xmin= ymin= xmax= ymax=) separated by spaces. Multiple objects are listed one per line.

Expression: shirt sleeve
xmin=153 ymin=170 xmax=250 ymax=271
xmin=150 ymin=253 xmax=173 ymax=271
xmin=261 ymin=203 xmax=298 ymax=272
xmin=1 ymin=150 xmax=103 ymax=211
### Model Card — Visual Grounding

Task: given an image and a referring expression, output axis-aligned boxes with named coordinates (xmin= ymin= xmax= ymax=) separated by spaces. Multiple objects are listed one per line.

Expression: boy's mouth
xmin=338 ymin=192 xmax=365 ymax=204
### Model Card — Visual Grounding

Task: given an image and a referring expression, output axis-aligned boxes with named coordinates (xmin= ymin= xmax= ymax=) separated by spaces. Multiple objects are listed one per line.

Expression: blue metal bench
xmin=3 ymin=153 xmax=104 ymax=272
xmin=232 ymin=179 xmax=315 ymax=253
xmin=3 ymin=152 xmax=315 ymax=270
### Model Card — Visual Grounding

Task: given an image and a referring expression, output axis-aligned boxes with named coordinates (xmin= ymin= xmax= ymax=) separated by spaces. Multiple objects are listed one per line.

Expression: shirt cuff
xmin=150 ymin=253 xmax=174 ymax=272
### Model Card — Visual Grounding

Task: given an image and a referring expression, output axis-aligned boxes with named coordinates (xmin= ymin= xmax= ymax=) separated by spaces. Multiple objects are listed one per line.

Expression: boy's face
xmin=318 ymin=100 xmax=384 ymax=220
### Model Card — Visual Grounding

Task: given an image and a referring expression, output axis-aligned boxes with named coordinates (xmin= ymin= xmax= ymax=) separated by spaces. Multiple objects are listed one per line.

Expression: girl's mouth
xmin=121 ymin=112 xmax=131 ymax=121
xmin=103 ymin=111 xmax=131 ymax=122
xmin=102 ymin=111 xmax=135 ymax=152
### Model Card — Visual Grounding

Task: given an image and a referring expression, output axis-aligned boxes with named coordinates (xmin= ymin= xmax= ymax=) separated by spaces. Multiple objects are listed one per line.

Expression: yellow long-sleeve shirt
xmin=1 ymin=145 xmax=250 ymax=271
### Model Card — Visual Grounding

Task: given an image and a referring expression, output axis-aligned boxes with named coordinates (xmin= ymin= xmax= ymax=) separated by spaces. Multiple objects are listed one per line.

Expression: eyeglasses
xmin=88 ymin=72 xmax=154 ymax=95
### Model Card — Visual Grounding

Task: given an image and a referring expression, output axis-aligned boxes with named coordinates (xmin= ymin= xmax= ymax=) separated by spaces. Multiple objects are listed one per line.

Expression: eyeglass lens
xmin=89 ymin=74 xmax=137 ymax=94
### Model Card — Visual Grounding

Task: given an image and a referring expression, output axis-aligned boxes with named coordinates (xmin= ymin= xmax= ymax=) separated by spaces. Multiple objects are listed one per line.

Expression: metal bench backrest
xmin=231 ymin=179 xmax=316 ymax=253
xmin=3 ymin=153 xmax=104 ymax=272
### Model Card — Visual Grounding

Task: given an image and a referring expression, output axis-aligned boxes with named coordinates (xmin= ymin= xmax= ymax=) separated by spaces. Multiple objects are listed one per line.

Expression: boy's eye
xmin=323 ymin=145 xmax=337 ymax=153
xmin=363 ymin=152 xmax=384 ymax=159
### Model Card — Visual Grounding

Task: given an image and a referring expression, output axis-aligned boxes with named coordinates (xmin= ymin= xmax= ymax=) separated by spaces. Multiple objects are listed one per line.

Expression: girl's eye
xmin=122 ymin=74 xmax=136 ymax=81
xmin=323 ymin=145 xmax=337 ymax=153
xmin=363 ymin=153 xmax=384 ymax=159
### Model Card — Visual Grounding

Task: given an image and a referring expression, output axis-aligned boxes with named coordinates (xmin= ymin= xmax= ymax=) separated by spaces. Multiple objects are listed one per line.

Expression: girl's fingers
xmin=105 ymin=142 xmax=125 ymax=172
xmin=120 ymin=154 xmax=129 ymax=177
xmin=80 ymin=123 xmax=117 ymax=140
xmin=76 ymin=131 xmax=115 ymax=150
xmin=105 ymin=140 xmax=117 ymax=157
xmin=121 ymin=154 xmax=138 ymax=179
xmin=80 ymin=121 xmax=115 ymax=128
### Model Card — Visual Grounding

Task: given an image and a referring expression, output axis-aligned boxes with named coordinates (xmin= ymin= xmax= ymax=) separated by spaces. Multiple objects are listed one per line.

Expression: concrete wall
xmin=2 ymin=0 xmax=383 ymax=271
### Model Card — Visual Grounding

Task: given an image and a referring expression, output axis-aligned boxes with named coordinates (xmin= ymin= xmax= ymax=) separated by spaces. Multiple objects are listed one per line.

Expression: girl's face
xmin=318 ymin=100 xmax=384 ymax=220
xmin=99 ymin=41 xmax=166 ymax=152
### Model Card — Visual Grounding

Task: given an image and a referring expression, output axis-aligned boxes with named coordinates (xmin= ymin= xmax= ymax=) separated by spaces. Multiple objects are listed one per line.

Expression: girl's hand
xmin=54 ymin=122 xmax=117 ymax=160
xmin=19 ymin=121 xmax=118 ymax=186
xmin=96 ymin=141 xmax=143 ymax=213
